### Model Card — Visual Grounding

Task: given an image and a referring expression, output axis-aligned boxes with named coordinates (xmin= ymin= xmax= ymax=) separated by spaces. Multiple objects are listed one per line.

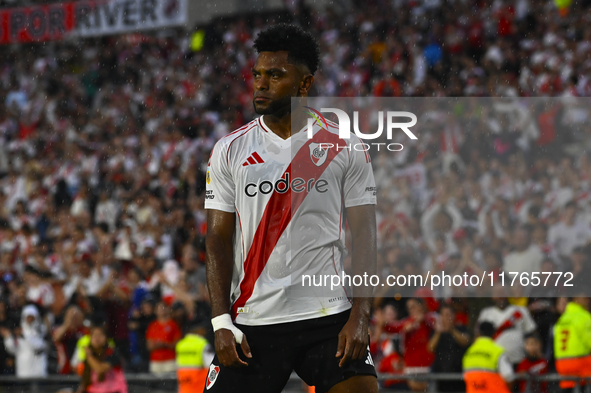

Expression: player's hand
xmin=335 ymin=316 xmax=369 ymax=368
xmin=214 ymin=328 xmax=252 ymax=368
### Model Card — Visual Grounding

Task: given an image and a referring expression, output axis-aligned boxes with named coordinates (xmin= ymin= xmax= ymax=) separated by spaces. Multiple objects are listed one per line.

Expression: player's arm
xmin=206 ymin=209 xmax=252 ymax=367
xmin=205 ymin=140 xmax=252 ymax=367
xmin=206 ymin=209 xmax=235 ymax=320
xmin=336 ymin=204 xmax=377 ymax=367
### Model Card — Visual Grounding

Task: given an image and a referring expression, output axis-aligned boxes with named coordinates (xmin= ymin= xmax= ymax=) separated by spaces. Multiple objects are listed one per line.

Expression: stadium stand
xmin=1 ymin=0 xmax=591 ymax=392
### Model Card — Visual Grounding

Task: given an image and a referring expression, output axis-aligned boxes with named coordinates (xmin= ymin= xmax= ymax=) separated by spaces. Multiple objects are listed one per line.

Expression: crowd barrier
xmin=0 ymin=372 xmax=589 ymax=393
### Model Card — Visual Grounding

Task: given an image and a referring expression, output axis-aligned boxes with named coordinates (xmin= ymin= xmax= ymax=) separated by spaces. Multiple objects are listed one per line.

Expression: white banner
xmin=75 ymin=0 xmax=187 ymax=37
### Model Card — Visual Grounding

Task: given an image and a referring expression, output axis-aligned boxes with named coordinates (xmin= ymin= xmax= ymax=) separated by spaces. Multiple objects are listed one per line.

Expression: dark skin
xmin=251 ymin=51 xmax=311 ymax=139
xmin=205 ymin=50 xmax=378 ymax=393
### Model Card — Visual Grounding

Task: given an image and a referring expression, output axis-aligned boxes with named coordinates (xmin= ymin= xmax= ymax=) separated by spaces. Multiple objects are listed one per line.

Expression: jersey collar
xmin=258 ymin=116 xmax=294 ymax=147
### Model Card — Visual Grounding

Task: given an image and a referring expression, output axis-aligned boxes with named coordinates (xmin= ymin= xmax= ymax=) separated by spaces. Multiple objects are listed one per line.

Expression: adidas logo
xmin=242 ymin=152 xmax=265 ymax=166
xmin=365 ymin=352 xmax=374 ymax=366
xmin=365 ymin=345 xmax=374 ymax=366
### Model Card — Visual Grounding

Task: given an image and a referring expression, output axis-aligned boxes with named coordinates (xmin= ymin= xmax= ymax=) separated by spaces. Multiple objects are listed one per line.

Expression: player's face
xmin=252 ymin=51 xmax=304 ymax=115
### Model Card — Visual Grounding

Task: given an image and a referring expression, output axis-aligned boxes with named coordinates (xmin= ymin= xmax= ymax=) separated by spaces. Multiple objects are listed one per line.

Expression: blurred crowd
xmin=0 ymin=1 xmax=590 ymax=391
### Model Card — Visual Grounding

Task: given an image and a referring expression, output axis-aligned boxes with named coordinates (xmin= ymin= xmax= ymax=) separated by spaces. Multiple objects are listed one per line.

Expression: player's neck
xmin=262 ymin=113 xmax=292 ymax=140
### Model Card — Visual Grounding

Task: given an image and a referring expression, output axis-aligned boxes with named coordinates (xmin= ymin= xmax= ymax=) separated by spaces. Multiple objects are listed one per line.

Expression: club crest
xmin=309 ymin=143 xmax=329 ymax=167
xmin=206 ymin=363 xmax=220 ymax=390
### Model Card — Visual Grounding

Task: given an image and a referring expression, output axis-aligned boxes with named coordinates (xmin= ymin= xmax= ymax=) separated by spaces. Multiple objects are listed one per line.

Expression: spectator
xmin=548 ymin=201 xmax=591 ymax=265
xmin=146 ymin=301 xmax=181 ymax=374
xmin=516 ymin=333 xmax=548 ymax=393
xmin=0 ymin=305 xmax=47 ymax=377
xmin=179 ymin=244 xmax=206 ymax=297
xmin=23 ymin=265 xmax=54 ymax=310
xmin=62 ymin=255 xmax=105 ymax=307
xmin=478 ymin=288 xmax=537 ymax=365
xmin=128 ymin=296 xmax=156 ymax=372
xmin=502 ymin=226 xmax=544 ymax=275
xmin=427 ymin=304 xmax=470 ymax=392
xmin=94 ymin=191 xmax=118 ymax=233
xmin=97 ymin=266 xmax=132 ymax=363
xmin=71 ymin=317 xmax=115 ymax=377
xmin=568 ymin=246 xmax=591 ymax=283
xmin=421 ymin=196 xmax=463 ymax=254
xmin=370 ymin=304 xmax=404 ymax=390
xmin=527 ymin=259 xmax=560 ymax=352
xmin=76 ymin=325 xmax=127 ymax=393
xmin=0 ymin=298 xmax=15 ymax=374
xmin=53 ymin=305 xmax=87 ymax=374
xmin=384 ymin=298 xmax=436 ymax=391
xmin=171 ymin=302 xmax=189 ymax=335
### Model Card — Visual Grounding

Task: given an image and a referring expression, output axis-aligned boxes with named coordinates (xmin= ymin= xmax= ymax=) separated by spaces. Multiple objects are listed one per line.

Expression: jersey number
xmin=560 ymin=329 xmax=569 ymax=351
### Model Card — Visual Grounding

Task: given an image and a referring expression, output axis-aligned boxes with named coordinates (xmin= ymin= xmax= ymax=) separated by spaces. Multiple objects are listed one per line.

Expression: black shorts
xmin=203 ymin=310 xmax=377 ymax=393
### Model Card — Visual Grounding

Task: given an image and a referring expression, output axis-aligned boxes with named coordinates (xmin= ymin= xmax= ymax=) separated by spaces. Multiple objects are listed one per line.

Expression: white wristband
xmin=211 ymin=313 xmax=244 ymax=344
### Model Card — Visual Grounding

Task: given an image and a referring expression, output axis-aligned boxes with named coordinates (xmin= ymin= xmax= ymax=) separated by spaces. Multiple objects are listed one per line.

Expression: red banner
xmin=0 ymin=3 xmax=75 ymax=44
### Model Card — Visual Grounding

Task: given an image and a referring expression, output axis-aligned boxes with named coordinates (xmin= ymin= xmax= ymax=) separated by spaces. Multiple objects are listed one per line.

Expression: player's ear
xmin=299 ymin=75 xmax=314 ymax=96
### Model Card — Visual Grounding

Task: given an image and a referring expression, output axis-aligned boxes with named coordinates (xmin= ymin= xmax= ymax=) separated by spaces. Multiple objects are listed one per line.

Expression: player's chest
xmin=231 ymin=141 xmax=347 ymax=197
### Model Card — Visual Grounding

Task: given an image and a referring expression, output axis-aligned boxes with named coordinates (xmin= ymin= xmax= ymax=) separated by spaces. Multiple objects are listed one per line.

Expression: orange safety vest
xmin=464 ymin=370 xmax=511 ymax=393
xmin=175 ymin=334 xmax=210 ymax=393
xmin=554 ymin=356 xmax=591 ymax=389
xmin=177 ymin=368 xmax=209 ymax=393
xmin=463 ymin=337 xmax=510 ymax=393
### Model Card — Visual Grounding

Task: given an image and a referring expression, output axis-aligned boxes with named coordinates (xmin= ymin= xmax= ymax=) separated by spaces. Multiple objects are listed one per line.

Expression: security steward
xmin=463 ymin=321 xmax=514 ymax=393
xmin=176 ymin=323 xmax=214 ymax=393
xmin=553 ymin=293 xmax=591 ymax=391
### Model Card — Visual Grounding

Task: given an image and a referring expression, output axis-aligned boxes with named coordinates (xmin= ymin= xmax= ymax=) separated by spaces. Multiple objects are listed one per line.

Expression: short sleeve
xmin=498 ymin=353 xmax=515 ymax=382
xmin=476 ymin=308 xmax=490 ymax=326
xmin=205 ymin=141 xmax=236 ymax=213
xmin=521 ymin=307 xmax=537 ymax=334
xmin=343 ymin=141 xmax=377 ymax=208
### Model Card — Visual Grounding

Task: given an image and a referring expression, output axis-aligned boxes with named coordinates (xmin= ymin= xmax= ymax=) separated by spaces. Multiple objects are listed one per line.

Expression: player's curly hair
xmin=253 ymin=23 xmax=320 ymax=75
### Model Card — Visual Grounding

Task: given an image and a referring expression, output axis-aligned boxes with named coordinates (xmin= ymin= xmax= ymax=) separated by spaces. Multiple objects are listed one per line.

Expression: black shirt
xmin=430 ymin=325 xmax=469 ymax=373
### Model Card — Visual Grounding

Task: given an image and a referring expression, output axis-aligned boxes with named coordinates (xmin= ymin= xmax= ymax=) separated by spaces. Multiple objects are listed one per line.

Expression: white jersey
xmin=478 ymin=305 xmax=537 ymax=364
xmin=205 ymin=116 xmax=376 ymax=326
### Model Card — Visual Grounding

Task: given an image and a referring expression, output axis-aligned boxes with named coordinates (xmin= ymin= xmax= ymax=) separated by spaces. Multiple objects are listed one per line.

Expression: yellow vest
xmin=75 ymin=334 xmax=116 ymax=362
xmin=175 ymin=334 xmax=209 ymax=368
xmin=554 ymin=302 xmax=591 ymax=360
xmin=463 ymin=337 xmax=505 ymax=372
xmin=190 ymin=30 xmax=205 ymax=52
xmin=554 ymin=0 xmax=573 ymax=9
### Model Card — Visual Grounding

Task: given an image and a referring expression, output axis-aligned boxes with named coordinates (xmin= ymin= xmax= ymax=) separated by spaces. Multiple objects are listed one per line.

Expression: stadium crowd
xmin=0 ymin=0 xmax=591 ymax=391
